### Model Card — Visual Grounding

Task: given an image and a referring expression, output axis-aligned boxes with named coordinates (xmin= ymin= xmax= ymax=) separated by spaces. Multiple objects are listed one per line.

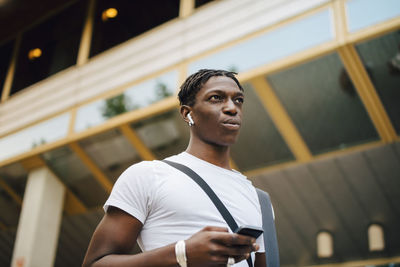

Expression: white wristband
xmin=175 ymin=240 xmax=187 ymax=267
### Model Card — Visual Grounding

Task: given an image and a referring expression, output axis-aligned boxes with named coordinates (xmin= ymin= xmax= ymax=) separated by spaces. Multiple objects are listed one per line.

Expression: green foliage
xmin=154 ymin=81 xmax=172 ymax=101
xmin=101 ymin=94 xmax=131 ymax=119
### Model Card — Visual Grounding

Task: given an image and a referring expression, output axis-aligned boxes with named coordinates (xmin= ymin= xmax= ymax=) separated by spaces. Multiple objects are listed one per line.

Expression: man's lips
xmin=221 ymin=119 xmax=241 ymax=130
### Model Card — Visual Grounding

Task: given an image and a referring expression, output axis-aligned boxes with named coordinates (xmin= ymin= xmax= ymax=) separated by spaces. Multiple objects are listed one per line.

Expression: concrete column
xmin=11 ymin=167 xmax=65 ymax=267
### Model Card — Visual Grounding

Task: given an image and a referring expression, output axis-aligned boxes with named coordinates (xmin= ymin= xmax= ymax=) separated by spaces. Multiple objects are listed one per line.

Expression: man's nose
xmin=222 ymin=99 xmax=238 ymax=115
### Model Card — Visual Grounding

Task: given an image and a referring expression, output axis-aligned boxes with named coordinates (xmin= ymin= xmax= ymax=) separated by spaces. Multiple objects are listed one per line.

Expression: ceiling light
xmin=102 ymin=8 xmax=118 ymax=21
xmin=28 ymin=48 xmax=42 ymax=60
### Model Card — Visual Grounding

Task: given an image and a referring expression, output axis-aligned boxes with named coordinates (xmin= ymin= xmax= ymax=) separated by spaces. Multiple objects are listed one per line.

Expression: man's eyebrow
xmin=205 ymin=89 xmax=244 ymax=96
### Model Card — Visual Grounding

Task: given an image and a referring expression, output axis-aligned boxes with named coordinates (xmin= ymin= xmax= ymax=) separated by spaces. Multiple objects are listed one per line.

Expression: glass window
xmin=0 ymin=113 xmax=70 ymax=162
xmin=79 ymin=129 xmax=141 ymax=183
xmin=131 ymin=109 xmax=190 ymax=159
xmin=90 ymin=0 xmax=179 ymax=57
xmin=266 ymin=52 xmax=379 ymax=154
xmin=346 ymin=0 xmax=400 ymax=32
xmin=189 ymin=9 xmax=333 ymax=74
xmin=0 ymin=40 xmax=14 ymax=95
xmin=75 ymin=70 xmax=177 ymax=132
xmin=355 ymin=30 xmax=400 ymax=134
xmin=42 ymin=146 xmax=108 ymax=208
xmin=10 ymin=1 xmax=87 ymax=95
xmin=195 ymin=0 xmax=215 ymax=8
xmin=231 ymin=83 xmax=294 ymax=171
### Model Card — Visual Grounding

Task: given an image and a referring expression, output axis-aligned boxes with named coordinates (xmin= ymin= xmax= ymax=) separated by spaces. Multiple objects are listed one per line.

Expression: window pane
xmin=0 ymin=40 xmax=14 ymax=95
xmin=189 ymin=9 xmax=333 ymax=74
xmin=75 ymin=70 xmax=177 ymax=132
xmin=11 ymin=1 xmax=86 ymax=95
xmin=231 ymin=83 xmax=294 ymax=171
xmin=356 ymin=31 xmax=400 ymax=134
xmin=90 ymin=0 xmax=179 ymax=57
xmin=0 ymin=113 xmax=70 ymax=162
xmin=346 ymin=0 xmax=400 ymax=32
xmin=79 ymin=129 xmax=141 ymax=183
xmin=42 ymin=146 xmax=108 ymax=208
xmin=131 ymin=110 xmax=190 ymax=159
xmin=267 ymin=52 xmax=379 ymax=154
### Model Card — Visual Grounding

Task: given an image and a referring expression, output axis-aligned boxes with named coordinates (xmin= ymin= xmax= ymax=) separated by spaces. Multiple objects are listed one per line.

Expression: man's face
xmin=190 ymin=76 xmax=244 ymax=147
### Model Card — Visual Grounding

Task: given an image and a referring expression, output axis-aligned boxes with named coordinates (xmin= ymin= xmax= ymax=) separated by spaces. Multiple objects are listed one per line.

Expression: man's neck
xmin=185 ymin=140 xmax=232 ymax=170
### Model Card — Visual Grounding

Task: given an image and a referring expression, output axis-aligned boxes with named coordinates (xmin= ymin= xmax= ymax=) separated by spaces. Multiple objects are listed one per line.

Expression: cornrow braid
xmin=178 ymin=69 xmax=244 ymax=106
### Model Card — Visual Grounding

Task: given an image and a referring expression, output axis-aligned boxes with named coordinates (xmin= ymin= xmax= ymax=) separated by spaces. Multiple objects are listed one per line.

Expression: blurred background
xmin=0 ymin=0 xmax=399 ymax=266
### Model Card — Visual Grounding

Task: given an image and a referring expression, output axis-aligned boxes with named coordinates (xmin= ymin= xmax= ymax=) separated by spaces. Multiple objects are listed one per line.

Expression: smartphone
xmin=234 ymin=225 xmax=264 ymax=238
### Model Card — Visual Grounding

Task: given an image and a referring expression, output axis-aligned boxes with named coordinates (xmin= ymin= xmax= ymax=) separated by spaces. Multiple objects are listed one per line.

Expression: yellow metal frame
xmin=69 ymin=142 xmax=112 ymax=193
xmin=179 ymin=0 xmax=195 ymax=18
xmin=338 ymin=45 xmax=397 ymax=142
xmin=64 ymin=190 xmax=87 ymax=215
xmin=119 ymin=124 xmax=156 ymax=160
xmin=250 ymin=76 xmax=312 ymax=162
xmin=77 ymin=0 xmax=95 ymax=66
xmin=1 ymin=34 xmax=21 ymax=102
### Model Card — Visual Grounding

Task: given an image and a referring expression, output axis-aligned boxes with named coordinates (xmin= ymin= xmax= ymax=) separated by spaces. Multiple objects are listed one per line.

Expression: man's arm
xmin=82 ymin=207 xmax=259 ymax=267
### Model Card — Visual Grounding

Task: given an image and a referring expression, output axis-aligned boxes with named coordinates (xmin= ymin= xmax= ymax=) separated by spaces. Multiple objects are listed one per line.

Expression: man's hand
xmin=185 ymin=226 xmax=259 ymax=266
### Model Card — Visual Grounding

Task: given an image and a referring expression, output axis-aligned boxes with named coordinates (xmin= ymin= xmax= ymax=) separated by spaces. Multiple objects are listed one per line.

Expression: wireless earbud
xmin=187 ymin=113 xmax=194 ymax=126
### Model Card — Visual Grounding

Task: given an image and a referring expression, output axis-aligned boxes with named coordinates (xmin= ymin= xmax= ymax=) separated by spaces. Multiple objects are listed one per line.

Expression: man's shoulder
xmin=122 ymin=153 xmax=184 ymax=176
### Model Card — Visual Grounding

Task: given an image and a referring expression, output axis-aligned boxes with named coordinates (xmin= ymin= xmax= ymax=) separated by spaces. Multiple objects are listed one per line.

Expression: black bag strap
xmin=256 ymin=189 xmax=280 ymax=267
xmin=162 ymin=159 xmax=253 ymax=267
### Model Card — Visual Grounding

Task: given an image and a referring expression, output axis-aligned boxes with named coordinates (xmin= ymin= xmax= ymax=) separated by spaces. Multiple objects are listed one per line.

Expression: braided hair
xmin=178 ymin=69 xmax=244 ymax=106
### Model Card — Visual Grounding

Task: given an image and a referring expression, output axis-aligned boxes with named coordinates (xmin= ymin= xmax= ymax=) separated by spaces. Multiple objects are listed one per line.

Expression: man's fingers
xmin=210 ymin=243 xmax=253 ymax=257
xmin=202 ymin=226 xmax=229 ymax=232
xmin=214 ymin=232 xmax=256 ymax=246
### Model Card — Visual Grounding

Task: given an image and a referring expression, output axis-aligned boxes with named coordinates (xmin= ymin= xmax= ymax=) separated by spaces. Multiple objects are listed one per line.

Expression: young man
xmin=82 ymin=69 xmax=266 ymax=267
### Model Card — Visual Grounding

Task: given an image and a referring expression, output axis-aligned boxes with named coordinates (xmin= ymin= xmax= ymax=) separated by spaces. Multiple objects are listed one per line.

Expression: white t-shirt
xmin=104 ymin=152 xmax=265 ymax=266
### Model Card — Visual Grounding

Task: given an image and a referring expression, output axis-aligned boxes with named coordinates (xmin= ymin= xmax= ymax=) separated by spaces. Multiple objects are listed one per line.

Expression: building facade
xmin=0 ymin=0 xmax=399 ymax=266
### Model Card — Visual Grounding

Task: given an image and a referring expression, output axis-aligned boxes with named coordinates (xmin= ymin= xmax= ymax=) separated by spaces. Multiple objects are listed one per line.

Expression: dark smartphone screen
xmin=235 ymin=225 xmax=264 ymax=238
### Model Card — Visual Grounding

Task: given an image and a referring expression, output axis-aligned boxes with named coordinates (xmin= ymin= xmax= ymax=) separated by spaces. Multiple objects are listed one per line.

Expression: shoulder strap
xmin=162 ymin=160 xmax=253 ymax=267
xmin=256 ymin=188 xmax=280 ymax=267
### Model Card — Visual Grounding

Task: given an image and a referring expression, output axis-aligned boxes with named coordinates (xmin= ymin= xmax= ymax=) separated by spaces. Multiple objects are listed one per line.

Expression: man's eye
xmin=235 ymin=97 xmax=244 ymax=104
xmin=210 ymin=95 xmax=222 ymax=101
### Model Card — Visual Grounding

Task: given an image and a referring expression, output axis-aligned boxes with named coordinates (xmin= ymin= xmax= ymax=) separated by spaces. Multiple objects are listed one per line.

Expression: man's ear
xmin=180 ymin=105 xmax=192 ymax=124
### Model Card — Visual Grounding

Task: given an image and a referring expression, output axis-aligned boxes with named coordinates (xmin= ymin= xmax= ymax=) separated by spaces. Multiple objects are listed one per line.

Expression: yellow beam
xmin=332 ymin=0 xmax=347 ymax=46
xmin=338 ymin=45 xmax=397 ymax=142
xmin=68 ymin=107 xmax=77 ymax=135
xmin=20 ymin=155 xmax=46 ymax=171
xmin=245 ymin=140 xmax=383 ymax=178
xmin=119 ymin=124 xmax=156 ymax=160
xmin=64 ymin=190 xmax=87 ymax=215
xmin=1 ymin=34 xmax=21 ymax=102
xmin=0 ymin=176 xmax=22 ymax=206
xmin=179 ymin=0 xmax=195 ymax=18
xmin=77 ymin=0 xmax=95 ymax=66
xmin=69 ymin=142 xmax=113 ymax=192
xmin=250 ymin=77 xmax=312 ymax=161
